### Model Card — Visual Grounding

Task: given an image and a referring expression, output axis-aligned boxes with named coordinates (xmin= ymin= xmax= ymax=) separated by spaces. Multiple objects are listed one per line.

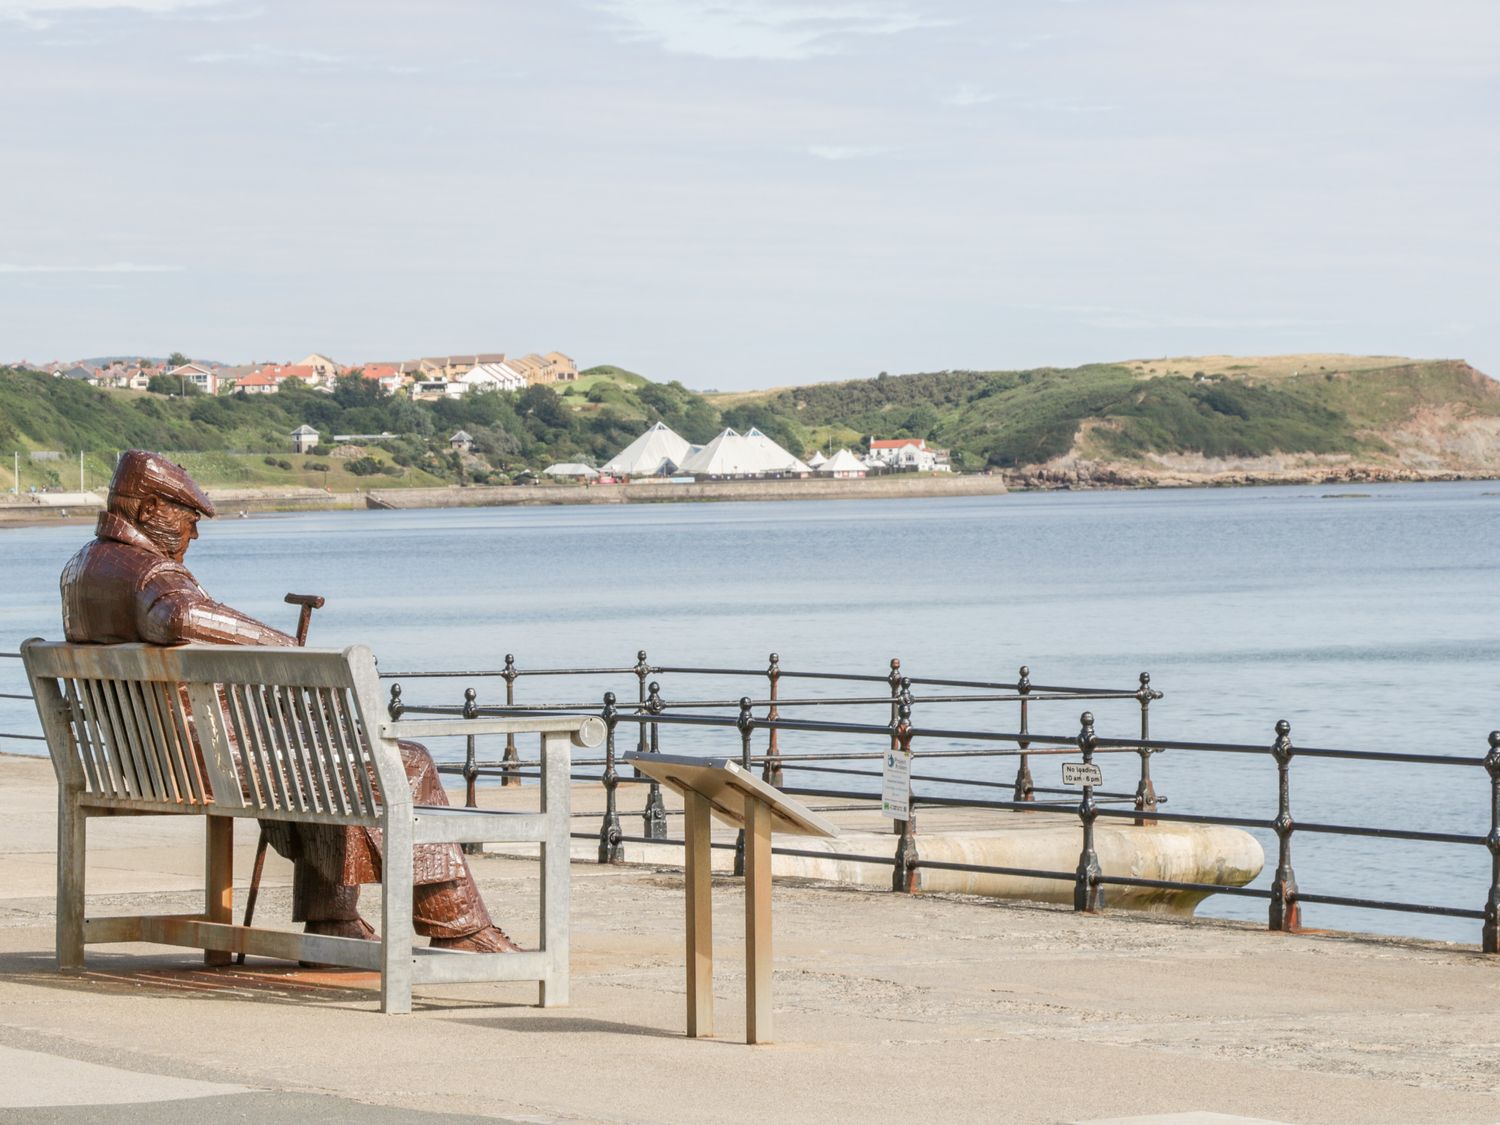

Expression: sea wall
xmin=366 ymin=474 xmax=1010 ymax=509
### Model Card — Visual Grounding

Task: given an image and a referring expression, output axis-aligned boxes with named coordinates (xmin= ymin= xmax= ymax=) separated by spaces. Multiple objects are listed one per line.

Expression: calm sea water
xmin=2 ymin=482 xmax=1497 ymax=943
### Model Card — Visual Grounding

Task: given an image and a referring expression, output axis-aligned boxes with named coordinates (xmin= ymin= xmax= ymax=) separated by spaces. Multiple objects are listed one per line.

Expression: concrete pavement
xmin=1 ymin=753 xmax=1496 ymax=1124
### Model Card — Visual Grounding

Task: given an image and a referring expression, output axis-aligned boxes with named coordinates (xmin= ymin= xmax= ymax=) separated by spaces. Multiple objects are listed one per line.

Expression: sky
xmin=1 ymin=0 xmax=1496 ymax=389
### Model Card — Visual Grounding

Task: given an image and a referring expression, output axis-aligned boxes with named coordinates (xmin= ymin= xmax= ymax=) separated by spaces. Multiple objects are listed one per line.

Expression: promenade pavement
xmin=0 ymin=753 xmax=1496 ymax=1125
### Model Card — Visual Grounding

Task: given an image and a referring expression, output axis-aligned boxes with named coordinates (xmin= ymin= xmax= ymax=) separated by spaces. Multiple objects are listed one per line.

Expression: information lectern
xmin=623 ymin=752 xmax=837 ymax=1044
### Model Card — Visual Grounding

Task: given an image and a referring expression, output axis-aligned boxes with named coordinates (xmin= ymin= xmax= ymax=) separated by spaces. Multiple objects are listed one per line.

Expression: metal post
xmin=1073 ymin=711 xmax=1103 ymax=913
xmin=1013 ymin=665 xmax=1035 ymax=803
xmin=1134 ymin=671 xmax=1160 ymax=826
xmin=598 ymin=692 xmax=622 ymax=864
xmin=1269 ymin=719 xmax=1299 ymax=932
xmin=892 ymin=694 xmax=919 ymax=893
xmin=500 ymin=654 xmax=520 ymax=787
xmin=1482 ymin=731 xmax=1500 ymax=954
xmin=763 ymin=652 xmax=783 ymax=787
xmin=641 ymin=680 xmax=668 ymax=839
xmin=461 ymin=687 xmax=481 ymax=854
xmin=634 ymin=649 xmax=650 ymax=758
xmin=733 ymin=697 xmax=753 ymax=877
xmin=887 ymin=659 xmax=902 ymax=834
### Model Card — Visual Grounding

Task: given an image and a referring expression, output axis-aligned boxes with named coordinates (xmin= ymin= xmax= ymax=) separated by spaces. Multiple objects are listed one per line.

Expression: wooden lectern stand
xmin=624 ymin=752 xmax=837 ymax=1044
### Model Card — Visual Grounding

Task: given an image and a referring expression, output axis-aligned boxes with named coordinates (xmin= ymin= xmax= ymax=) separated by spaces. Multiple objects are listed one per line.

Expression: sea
xmin=2 ymin=481 xmax=1497 ymax=944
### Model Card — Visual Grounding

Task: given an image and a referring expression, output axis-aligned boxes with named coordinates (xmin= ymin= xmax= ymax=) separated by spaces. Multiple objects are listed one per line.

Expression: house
xmin=412 ymin=380 xmax=466 ymax=401
xmin=457 ymin=362 xmax=527 ymax=393
xmin=417 ymin=354 xmax=508 ymax=381
xmin=449 ymin=430 xmax=474 ymax=452
xmin=58 ymin=366 xmax=95 ymax=382
xmin=297 ymin=353 xmax=341 ymax=379
xmin=866 ymin=437 xmax=951 ymax=473
xmin=354 ymin=364 xmax=406 ymax=395
xmin=233 ymin=364 xmax=322 ymax=395
xmin=167 ymin=362 xmax=221 ymax=395
xmin=291 ymin=425 xmax=320 ymax=454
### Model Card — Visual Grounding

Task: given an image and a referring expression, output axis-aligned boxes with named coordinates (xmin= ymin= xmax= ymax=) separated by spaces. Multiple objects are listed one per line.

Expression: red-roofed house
xmin=234 ymin=364 xmax=322 ymax=395
xmin=354 ymin=364 xmax=406 ymax=395
xmin=865 ymin=437 xmax=951 ymax=473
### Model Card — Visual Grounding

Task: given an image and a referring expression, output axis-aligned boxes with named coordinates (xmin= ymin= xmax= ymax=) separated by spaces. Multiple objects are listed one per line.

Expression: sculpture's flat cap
xmin=109 ymin=450 xmax=216 ymax=518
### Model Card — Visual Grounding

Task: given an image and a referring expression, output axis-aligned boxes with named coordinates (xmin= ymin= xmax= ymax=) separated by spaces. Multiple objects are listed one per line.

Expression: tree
xmin=148 ymin=374 xmax=199 ymax=396
xmin=167 ymin=351 xmax=190 ymax=369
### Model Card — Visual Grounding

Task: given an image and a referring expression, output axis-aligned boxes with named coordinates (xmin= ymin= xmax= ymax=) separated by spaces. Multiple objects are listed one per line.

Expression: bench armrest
xmin=380 ymin=715 xmax=606 ymax=748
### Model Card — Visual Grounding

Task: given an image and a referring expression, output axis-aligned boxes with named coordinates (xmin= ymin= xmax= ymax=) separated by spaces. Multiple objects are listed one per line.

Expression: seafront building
xmin=676 ymin=427 xmax=810 ymax=478
xmin=865 ymin=437 xmax=951 ymax=472
xmin=600 ymin=421 xmax=694 ymax=478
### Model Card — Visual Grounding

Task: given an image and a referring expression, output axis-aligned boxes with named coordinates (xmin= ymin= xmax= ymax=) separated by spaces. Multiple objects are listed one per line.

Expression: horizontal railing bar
xmin=1289 ymin=892 xmax=1486 ymax=920
xmin=1292 ymin=822 xmax=1486 ymax=846
xmin=1093 ymin=734 xmax=1483 ymax=766
xmin=907 ymin=858 xmax=1075 ymax=880
xmin=0 ymin=733 xmax=46 ymax=742
xmin=0 ymin=692 xmax=34 ymax=700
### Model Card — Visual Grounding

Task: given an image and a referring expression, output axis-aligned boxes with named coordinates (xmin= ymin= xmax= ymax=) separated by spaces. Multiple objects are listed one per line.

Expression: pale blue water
xmin=2 ymin=482 xmax=1497 ymax=943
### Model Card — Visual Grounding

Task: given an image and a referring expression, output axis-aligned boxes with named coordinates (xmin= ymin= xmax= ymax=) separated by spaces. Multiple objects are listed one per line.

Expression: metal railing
xmin=5 ymin=645 xmax=1498 ymax=953
xmin=381 ymin=652 xmax=1500 ymax=953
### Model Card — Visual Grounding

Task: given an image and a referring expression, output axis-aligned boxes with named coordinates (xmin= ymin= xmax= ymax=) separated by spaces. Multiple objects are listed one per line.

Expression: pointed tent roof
xmin=543 ymin=462 xmax=599 ymax=478
xmin=816 ymin=448 xmax=866 ymax=474
xmin=678 ymin=427 xmax=810 ymax=477
xmin=601 ymin=421 xmax=693 ymax=476
xmin=807 ymin=450 xmax=828 ymax=468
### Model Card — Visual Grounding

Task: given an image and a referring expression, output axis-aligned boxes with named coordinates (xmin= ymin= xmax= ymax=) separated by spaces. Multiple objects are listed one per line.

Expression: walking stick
xmin=237 ymin=593 xmax=324 ymax=964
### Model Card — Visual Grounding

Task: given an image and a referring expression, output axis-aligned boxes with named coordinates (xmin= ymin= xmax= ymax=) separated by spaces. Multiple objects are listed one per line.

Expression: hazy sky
xmin=2 ymin=1 xmax=1495 ymax=389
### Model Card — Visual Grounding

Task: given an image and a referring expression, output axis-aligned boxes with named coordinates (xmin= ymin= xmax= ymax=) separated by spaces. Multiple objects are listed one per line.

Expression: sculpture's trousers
xmin=264 ymin=741 xmax=494 ymax=939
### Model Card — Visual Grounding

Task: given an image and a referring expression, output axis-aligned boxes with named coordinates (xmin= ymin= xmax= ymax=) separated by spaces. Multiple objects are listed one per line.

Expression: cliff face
xmin=1000 ymin=358 xmax=1500 ymax=488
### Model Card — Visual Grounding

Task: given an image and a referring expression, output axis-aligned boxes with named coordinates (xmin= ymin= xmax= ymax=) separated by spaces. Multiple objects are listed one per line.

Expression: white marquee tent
xmin=815 ymin=448 xmax=867 ymax=477
xmin=677 ymin=427 xmax=810 ymax=477
xmin=600 ymin=422 xmax=693 ymax=477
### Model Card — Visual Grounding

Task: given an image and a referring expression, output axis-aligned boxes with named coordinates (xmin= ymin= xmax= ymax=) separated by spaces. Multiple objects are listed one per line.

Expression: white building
xmin=865 ymin=437 xmax=950 ymax=473
xmin=543 ymin=462 xmax=599 ymax=480
xmin=676 ymin=427 xmax=810 ymax=478
xmin=458 ymin=362 xmax=527 ymax=393
xmin=601 ymin=422 xmax=693 ymax=477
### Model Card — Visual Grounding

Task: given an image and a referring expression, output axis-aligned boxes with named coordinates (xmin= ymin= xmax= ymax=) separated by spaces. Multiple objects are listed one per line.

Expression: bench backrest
xmin=22 ymin=640 xmax=405 ymax=824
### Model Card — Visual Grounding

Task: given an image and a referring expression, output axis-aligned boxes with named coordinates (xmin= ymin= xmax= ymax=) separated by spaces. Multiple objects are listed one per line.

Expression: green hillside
xmin=3 ymin=355 xmax=1497 ymax=492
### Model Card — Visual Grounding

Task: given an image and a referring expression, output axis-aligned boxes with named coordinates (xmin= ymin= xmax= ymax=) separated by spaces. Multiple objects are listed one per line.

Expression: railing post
xmin=641 ymin=681 xmax=668 ymax=839
xmin=887 ymin=658 xmax=903 ymax=833
xmin=634 ymin=649 xmax=650 ymax=758
xmin=1483 ymin=731 xmax=1500 ymax=954
xmin=598 ymin=692 xmax=623 ymax=864
xmin=733 ymin=697 xmax=753 ymax=877
xmin=892 ymin=694 xmax=919 ymax=893
xmin=763 ymin=652 xmax=783 ymax=787
xmin=387 ymin=681 xmax=404 ymax=721
xmin=1013 ymin=665 xmax=1035 ymax=803
xmin=1073 ymin=711 xmax=1103 ymax=913
xmin=1269 ymin=719 xmax=1300 ymax=932
xmin=500 ymin=654 xmax=520 ymax=787
xmin=1134 ymin=671 xmax=1160 ymax=826
xmin=461 ymin=687 xmax=481 ymax=854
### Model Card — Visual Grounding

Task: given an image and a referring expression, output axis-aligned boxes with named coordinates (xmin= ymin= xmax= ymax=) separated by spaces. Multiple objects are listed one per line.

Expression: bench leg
xmin=56 ymin=794 xmax=85 ymax=971
xmin=204 ymin=815 xmax=233 ymax=967
xmin=381 ymin=813 xmax=414 ymax=1014
xmin=538 ymin=731 xmax=571 ymax=1008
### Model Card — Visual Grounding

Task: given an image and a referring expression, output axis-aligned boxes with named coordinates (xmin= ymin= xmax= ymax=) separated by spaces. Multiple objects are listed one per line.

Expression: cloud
xmin=0 ymin=0 xmax=222 ymax=25
xmin=1086 ymin=312 xmax=1310 ymax=331
xmin=596 ymin=0 xmax=950 ymax=61
xmin=942 ymin=83 xmax=996 ymax=108
xmin=0 ymin=262 xmax=185 ymax=273
xmin=189 ymin=43 xmax=346 ymax=68
xmin=806 ymin=144 xmax=891 ymax=160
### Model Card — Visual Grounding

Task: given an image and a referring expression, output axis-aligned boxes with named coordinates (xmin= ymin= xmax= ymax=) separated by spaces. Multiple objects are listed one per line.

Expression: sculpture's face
xmin=135 ymin=496 xmax=201 ymax=562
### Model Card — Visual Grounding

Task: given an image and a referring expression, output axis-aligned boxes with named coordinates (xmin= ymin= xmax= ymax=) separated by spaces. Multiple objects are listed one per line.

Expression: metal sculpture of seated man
xmin=59 ymin=449 xmax=518 ymax=953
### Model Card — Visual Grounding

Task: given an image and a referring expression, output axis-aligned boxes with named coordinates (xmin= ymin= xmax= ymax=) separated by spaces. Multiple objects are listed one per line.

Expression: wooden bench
xmin=21 ymin=638 xmax=603 ymax=1014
